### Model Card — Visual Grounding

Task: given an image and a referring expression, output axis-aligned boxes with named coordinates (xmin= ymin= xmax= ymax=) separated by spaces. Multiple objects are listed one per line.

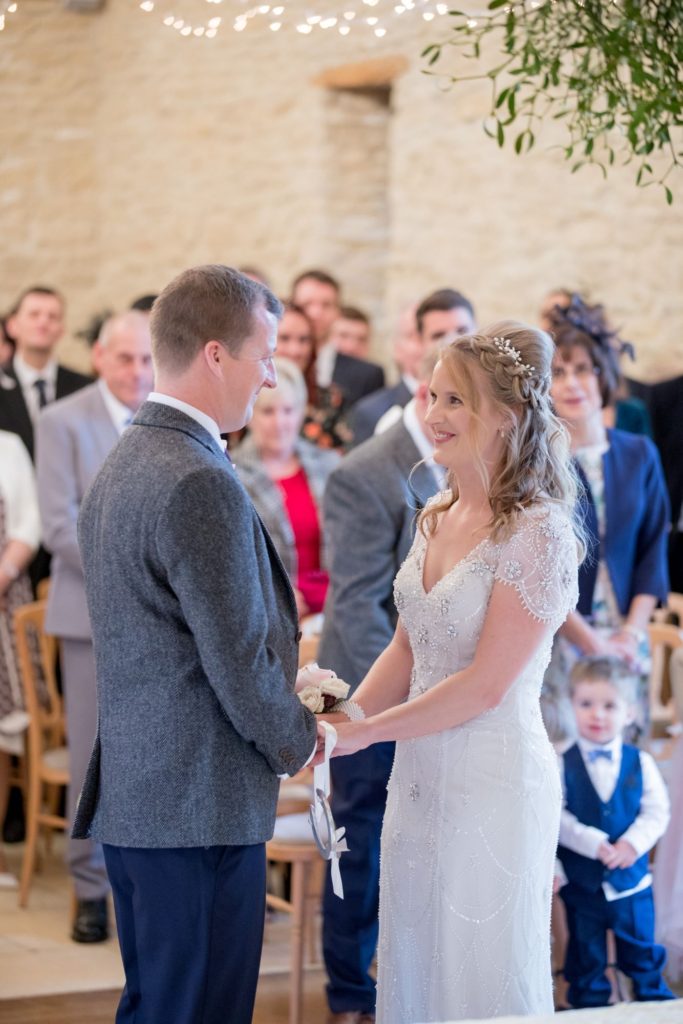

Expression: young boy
xmin=556 ymin=655 xmax=675 ymax=1007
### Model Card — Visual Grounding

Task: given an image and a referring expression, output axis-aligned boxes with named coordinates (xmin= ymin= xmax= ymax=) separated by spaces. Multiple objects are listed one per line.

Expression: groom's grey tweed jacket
xmin=73 ymin=401 xmax=317 ymax=848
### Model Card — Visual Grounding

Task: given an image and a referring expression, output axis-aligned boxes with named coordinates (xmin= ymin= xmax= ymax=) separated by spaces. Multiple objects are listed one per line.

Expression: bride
xmin=326 ymin=322 xmax=581 ymax=1022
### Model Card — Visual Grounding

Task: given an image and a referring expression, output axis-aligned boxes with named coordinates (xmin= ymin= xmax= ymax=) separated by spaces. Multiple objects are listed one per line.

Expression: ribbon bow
xmin=587 ymin=747 xmax=613 ymax=763
xmin=309 ymin=720 xmax=348 ymax=899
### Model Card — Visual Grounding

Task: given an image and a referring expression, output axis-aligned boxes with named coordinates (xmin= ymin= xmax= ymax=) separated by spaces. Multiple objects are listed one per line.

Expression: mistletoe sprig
xmin=423 ymin=1 xmax=683 ymax=202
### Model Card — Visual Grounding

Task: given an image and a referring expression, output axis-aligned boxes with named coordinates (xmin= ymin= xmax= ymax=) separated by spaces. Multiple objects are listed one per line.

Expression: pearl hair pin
xmin=492 ymin=337 xmax=536 ymax=378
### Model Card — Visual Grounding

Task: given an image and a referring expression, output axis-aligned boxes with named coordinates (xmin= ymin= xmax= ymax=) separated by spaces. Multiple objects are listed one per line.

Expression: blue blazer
xmin=577 ymin=429 xmax=670 ymax=617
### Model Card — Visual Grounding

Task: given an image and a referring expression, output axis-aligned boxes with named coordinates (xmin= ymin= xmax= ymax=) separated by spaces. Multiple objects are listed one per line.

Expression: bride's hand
xmin=331 ymin=720 xmax=372 ymax=758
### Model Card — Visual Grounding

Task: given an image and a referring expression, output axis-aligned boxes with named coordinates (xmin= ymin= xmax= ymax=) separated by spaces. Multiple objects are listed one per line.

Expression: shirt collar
xmin=401 ymin=373 xmax=419 ymax=395
xmin=14 ymin=352 xmax=58 ymax=389
xmin=98 ymin=379 xmax=135 ymax=436
xmin=147 ymin=391 xmax=226 ymax=451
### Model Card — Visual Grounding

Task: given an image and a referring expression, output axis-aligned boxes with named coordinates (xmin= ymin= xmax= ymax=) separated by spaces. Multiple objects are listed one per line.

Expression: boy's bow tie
xmin=587 ymin=748 xmax=613 ymax=762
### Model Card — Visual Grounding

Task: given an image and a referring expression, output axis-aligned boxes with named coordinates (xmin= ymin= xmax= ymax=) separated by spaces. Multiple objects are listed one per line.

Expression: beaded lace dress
xmin=376 ymin=501 xmax=578 ymax=1023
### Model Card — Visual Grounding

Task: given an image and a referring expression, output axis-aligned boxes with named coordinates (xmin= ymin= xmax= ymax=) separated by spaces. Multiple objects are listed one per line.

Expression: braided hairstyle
xmin=419 ymin=320 xmax=581 ymax=544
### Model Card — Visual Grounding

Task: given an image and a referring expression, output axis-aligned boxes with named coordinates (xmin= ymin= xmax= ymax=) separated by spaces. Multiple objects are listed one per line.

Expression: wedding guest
xmin=275 ymin=302 xmax=317 ymax=401
xmin=324 ymin=323 xmax=580 ymax=1021
xmin=354 ymin=288 xmax=476 ymax=444
xmin=543 ymin=307 xmax=670 ymax=745
xmin=541 ymin=291 xmax=652 ymax=437
xmin=557 ymin=656 xmax=674 ymax=1007
xmin=0 ymin=429 xmax=40 ymax=888
xmin=37 ymin=311 xmax=154 ymax=943
xmin=0 ymin=286 xmax=91 ymax=460
xmin=291 ymin=270 xmax=384 ymax=410
xmin=327 ymin=306 xmax=372 ymax=361
xmin=233 ymin=357 xmax=339 ymax=619
xmin=319 ymin=348 xmax=442 ymax=1023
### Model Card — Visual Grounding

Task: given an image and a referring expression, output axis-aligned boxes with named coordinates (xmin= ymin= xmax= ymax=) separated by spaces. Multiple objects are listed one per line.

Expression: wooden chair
xmin=266 ymin=786 xmax=325 ymax=1024
xmin=13 ymin=600 xmax=69 ymax=908
xmin=264 ymin=630 xmax=326 ymax=1024
xmin=645 ymin=621 xmax=683 ymax=768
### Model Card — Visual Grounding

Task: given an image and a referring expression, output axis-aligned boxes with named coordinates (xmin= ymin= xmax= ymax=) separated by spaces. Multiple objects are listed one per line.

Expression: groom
xmin=74 ymin=265 xmax=320 ymax=1024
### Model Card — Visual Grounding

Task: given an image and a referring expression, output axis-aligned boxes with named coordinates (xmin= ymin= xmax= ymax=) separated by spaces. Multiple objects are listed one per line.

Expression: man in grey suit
xmin=74 ymin=266 xmax=320 ymax=1024
xmin=36 ymin=310 xmax=154 ymax=942
xmin=319 ymin=350 xmax=443 ymax=1024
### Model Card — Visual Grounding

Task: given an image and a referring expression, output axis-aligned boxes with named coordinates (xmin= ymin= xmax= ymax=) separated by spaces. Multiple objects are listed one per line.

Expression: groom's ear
xmin=203 ymin=340 xmax=225 ymax=379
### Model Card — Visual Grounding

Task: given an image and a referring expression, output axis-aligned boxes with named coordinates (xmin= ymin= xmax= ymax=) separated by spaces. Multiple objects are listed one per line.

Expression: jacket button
xmin=295 ymin=631 xmax=302 ymax=642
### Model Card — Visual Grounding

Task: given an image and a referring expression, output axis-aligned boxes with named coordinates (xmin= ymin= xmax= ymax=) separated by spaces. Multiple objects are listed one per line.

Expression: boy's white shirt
xmin=557 ymin=736 xmax=671 ymax=902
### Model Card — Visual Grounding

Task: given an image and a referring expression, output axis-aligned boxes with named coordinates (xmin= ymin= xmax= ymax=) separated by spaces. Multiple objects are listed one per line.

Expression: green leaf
xmin=665 ymin=186 xmax=673 ymax=205
xmin=497 ymin=120 xmax=505 ymax=147
xmin=495 ymin=87 xmax=510 ymax=109
xmin=488 ymin=0 xmax=509 ymax=8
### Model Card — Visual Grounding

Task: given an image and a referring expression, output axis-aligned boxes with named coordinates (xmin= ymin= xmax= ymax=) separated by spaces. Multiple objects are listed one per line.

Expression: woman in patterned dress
xmin=0 ymin=429 xmax=41 ymax=886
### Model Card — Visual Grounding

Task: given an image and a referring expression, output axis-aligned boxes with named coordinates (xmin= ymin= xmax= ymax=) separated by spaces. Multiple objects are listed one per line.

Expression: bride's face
xmin=425 ymin=359 xmax=505 ymax=475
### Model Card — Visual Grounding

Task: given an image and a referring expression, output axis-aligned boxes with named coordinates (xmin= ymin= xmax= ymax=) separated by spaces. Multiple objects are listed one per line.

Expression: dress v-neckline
xmin=419 ymin=534 xmax=492 ymax=597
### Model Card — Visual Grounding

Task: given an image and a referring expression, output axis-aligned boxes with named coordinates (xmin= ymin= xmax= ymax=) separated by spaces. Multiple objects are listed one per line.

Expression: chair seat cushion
xmin=43 ymin=746 xmax=69 ymax=772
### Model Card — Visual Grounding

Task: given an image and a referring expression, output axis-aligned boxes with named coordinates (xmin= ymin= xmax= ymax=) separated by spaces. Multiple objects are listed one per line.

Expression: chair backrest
xmin=647 ymin=621 xmax=683 ymax=729
xmin=13 ymin=601 xmax=63 ymax=757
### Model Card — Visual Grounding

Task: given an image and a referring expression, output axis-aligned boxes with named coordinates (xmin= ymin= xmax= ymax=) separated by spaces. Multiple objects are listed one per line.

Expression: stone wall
xmin=0 ymin=1 xmax=681 ymax=379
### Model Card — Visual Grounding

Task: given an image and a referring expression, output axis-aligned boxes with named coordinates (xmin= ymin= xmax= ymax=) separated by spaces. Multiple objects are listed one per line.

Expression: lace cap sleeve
xmin=494 ymin=504 xmax=579 ymax=628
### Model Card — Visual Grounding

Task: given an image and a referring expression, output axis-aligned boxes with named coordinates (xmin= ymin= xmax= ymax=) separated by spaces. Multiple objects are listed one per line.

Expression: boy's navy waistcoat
xmin=558 ymin=742 xmax=649 ymax=894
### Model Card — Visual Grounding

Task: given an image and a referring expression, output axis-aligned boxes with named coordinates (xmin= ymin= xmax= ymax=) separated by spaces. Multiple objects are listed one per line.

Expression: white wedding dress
xmin=376 ymin=502 xmax=578 ymax=1023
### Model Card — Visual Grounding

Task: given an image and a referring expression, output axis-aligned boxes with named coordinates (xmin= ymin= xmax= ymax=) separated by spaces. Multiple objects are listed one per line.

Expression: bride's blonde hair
xmin=419 ymin=320 xmax=581 ymax=544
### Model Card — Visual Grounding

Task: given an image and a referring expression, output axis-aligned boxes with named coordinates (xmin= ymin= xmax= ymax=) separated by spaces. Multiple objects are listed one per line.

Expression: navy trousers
xmin=103 ymin=843 xmax=266 ymax=1024
xmin=322 ymin=741 xmax=395 ymax=1014
xmin=561 ymin=884 xmax=675 ymax=1008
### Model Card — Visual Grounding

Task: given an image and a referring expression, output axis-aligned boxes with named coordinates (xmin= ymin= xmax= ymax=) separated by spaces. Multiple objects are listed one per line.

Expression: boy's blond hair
xmin=569 ymin=656 xmax=639 ymax=705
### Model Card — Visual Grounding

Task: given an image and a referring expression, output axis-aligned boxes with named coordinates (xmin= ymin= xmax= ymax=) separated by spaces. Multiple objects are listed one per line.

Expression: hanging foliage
xmin=423 ymin=1 xmax=683 ymax=202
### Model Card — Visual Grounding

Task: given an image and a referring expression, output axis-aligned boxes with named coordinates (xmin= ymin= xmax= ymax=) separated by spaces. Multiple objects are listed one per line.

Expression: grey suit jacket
xmin=318 ymin=419 xmax=439 ymax=691
xmin=37 ymin=383 xmax=119 ymax=640
xmin=73 ymin=401 xmax=317 ymax=848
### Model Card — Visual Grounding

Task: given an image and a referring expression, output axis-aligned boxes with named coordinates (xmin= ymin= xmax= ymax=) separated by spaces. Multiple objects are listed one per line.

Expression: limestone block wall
xmin=0 ymin=1 xmax=680 ymax=380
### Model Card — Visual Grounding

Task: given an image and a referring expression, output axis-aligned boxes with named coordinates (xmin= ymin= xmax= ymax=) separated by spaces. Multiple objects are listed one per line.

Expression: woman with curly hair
xmin=323 ymin=322 xmax=581 ymax=1021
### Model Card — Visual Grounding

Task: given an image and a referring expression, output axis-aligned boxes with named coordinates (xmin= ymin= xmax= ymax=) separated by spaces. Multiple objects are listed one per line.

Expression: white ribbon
xmin=309 ymin=720 xmax=348 ymax=899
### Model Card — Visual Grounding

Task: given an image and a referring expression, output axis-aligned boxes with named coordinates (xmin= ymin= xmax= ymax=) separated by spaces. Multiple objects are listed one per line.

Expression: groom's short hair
xmin=151 ymin=264 xmax=282 ymax=374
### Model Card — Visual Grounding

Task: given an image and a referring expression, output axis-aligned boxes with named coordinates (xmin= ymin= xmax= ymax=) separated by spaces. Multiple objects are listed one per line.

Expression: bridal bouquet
xmin=297 ymin=669 xmax=349 ymax=714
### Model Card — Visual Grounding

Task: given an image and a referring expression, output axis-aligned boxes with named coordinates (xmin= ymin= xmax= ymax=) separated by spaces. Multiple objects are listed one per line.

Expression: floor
xmin=0 ymin=835 xmax=327 ymax=1021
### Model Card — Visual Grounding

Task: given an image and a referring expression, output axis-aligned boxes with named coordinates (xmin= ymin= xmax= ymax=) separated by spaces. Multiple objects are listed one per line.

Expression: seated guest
xmin=327 ymin=306 xmax=372 ymax=361
xmin=353 ymin=289 xmax=477 ymax=444
xmin=542 ymin=301 xmax=670 ymax=745
xmin=291 ymin=269 xmax=384 ymax=410
xmin=0 ymin=429 xmax=41 ymax=887
xmin=233 ymin=357 xmax=340 ymax=618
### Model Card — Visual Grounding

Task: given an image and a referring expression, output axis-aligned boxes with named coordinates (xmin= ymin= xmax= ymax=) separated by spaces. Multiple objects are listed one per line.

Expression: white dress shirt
xmin=147 ymin=392 xmax=226 ymax=450
xmin=13 ymin=354 xmax=58 ymax=424
xmin=98 ymin=380 xmax=135 ymax=436
xmin=315 ymin=343 xmax=336 ymax=389
xmin=558 ymin=736 xmax=671 ymax=901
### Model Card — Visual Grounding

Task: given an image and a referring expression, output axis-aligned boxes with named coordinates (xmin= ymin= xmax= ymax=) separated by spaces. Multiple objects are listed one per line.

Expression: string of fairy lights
xmin=137 ymin=0 xmax=459 ymax=41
